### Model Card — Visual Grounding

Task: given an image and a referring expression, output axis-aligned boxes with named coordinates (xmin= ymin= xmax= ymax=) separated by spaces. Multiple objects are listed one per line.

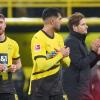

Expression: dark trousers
xmin=0 ymin=93 xmax=15 ymax=100
xmin=30 ymin=94 xmax=64 ymax=100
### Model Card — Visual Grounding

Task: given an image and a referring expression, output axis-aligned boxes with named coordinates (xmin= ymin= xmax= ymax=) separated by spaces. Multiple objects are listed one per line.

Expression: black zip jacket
xmin=63 ymin=31 xmax=99 ymax=100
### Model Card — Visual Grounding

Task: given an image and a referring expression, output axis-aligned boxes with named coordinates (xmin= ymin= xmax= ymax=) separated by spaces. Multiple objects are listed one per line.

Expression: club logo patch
xmin=34 ymin=44 xmax=41 ymax=51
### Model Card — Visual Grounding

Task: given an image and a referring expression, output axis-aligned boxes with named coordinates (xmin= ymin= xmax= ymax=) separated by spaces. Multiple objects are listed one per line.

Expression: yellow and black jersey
xmin=29 ymin=30 xmax=70 ymax=95
xmin=0 ymin=36 xmax=20 ymax=93
xmin=0 ymin=37 xmax=20 ymax=66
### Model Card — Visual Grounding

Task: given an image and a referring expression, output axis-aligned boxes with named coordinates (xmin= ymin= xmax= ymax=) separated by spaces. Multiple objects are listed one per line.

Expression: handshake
xmin=91 ymin=39 xmax=100 ymax=55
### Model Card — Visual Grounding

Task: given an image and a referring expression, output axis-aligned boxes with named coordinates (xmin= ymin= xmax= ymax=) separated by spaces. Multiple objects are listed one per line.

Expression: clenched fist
xmin=91 ymin=39 xmax=100 ymax=53
xmin=97 ymin=47 xmax=100 ymax=55
xmin=59 ymin=47 xmax=70 ymax=58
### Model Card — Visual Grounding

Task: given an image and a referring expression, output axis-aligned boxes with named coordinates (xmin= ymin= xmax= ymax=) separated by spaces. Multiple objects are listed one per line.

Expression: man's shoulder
xmin=7 ymin=37 xmax=18 ymax=45
xmin=55 ymin=32 xmax=63 ymax=39
xmin=31 ymin=30 xmax=46 ymax=45
xmin=67 ymin=34 xmax=80 ymax=41
xmin=32 ymin=30 xmax=44 ymax=39
xmin=65 ymin=35 xmax=80 ymax=44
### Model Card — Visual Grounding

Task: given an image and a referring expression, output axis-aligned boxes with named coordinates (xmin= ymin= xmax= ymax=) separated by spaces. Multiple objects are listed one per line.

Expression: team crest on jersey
xmin=34 ymin=44 xmax=41 ymax=51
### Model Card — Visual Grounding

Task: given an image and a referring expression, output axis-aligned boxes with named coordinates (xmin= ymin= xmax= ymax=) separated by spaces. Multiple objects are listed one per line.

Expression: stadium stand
xmin=0 ymin=0 xmax=100 ymax=17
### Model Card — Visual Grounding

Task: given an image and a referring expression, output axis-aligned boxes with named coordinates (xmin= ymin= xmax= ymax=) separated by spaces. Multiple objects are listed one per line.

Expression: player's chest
xmin=0 ymin=43 xmax=13 ymax=53
xmin=45 ymin=39 xmax=61 ymax=52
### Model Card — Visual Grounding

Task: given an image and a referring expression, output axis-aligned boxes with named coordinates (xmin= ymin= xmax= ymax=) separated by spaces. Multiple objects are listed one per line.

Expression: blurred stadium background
xmin=1 ymin=0 xmax=100 ymax=100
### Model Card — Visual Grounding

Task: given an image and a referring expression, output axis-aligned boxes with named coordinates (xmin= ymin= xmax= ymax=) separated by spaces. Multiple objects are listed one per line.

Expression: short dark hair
xmin=42 ymin=8 xmax=62 ymax=20
xmin=68 ymin=12 xmax=85 ymax=31
xmin=0 ymin=14 xmax=5 ymax=20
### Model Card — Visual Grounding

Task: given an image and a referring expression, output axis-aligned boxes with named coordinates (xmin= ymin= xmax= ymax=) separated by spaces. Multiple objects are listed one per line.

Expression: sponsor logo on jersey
xmin=0 ymin=53 xmax=8 ymax=64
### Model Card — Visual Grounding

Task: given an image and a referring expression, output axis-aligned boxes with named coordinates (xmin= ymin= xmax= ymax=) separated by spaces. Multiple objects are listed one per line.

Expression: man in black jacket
xmin=63 ymin=12 xmax=100 ymax=100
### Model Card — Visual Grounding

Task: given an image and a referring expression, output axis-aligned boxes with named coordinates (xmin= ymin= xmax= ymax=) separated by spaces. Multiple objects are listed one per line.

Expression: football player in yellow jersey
xmin=0 ymin=14 xmax=22 ymax=100
xmin=29 ymin=8 xmax=70 ymax=100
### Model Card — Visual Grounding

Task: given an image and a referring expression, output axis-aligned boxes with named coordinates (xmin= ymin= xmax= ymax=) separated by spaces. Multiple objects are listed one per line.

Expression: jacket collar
xmin=70 ymin=31 xmax=86 ymax=41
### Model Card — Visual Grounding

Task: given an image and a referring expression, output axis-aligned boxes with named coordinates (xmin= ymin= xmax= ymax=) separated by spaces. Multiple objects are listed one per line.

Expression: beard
xmin=0 ymin=29 xmax=5 ymax=35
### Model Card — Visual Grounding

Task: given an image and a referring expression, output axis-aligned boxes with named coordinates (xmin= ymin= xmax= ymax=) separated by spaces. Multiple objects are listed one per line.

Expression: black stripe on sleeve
xmin=34 ymin=55 xmax=46 ymax=60
xmin=33 ymin=65 xmax=58 ymax=75
xmin=12 ymin=56 xmax=20 ymax=60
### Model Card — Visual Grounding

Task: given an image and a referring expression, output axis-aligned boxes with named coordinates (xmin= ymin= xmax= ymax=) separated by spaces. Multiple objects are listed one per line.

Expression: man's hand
xmin=97 ymin=47 xmax=100 ymax=55
xmin=59 ymin=47 xmax=70 ymax=58
xmin=91 ymin=39 xmax=100 ymax=53
xmin=8 ymin=64 xmax=17 ymax=73
xmin=0 ymin=64 xmax=3 ymax=72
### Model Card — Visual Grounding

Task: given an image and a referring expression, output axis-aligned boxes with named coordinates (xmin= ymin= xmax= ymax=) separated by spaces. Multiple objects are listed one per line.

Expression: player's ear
xmin=73 ymin=25 xmax=78 ymax=32
xmin=50 ymin=17 xmax=55 ymax=25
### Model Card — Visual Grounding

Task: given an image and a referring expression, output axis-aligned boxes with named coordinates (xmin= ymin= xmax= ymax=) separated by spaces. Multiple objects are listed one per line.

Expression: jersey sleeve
xmin=12 ymin=41 xmax=20 ymax=59
xmin=31 ymin=36 xmax=63 ymax=71
xmin=61 ymin=56 xmax=71 ymax=67
xmin=31 ymin=36 xmax=47 ymax=59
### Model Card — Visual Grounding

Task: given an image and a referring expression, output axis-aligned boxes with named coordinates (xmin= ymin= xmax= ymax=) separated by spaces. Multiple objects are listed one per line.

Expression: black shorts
xmin=30 ymin=94 xmax=64 ymax=100
xmin=0 ymin=93 xmax=16 ymax=100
